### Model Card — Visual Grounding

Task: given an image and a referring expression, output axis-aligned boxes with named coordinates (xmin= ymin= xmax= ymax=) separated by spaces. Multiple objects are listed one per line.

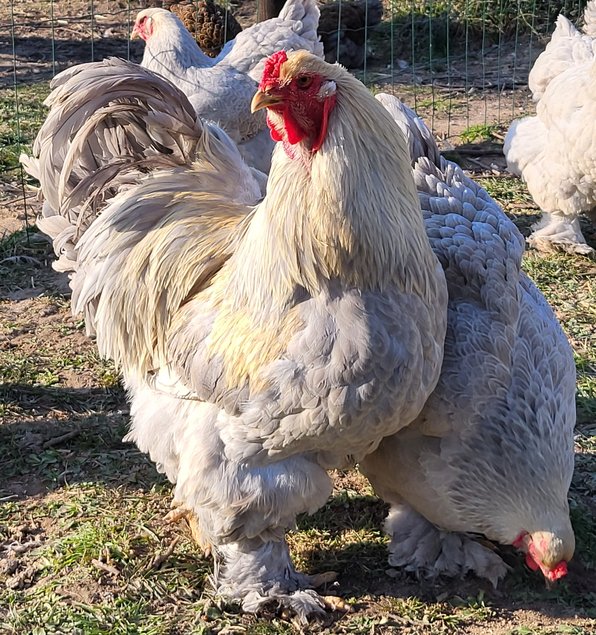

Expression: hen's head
xmin=251 ymin=50 xmax=340 ymax=154
xmin=131 ymin=8 xmax=182 ymax=42
xmin=512 ymin=525 xmax=575 ymax=583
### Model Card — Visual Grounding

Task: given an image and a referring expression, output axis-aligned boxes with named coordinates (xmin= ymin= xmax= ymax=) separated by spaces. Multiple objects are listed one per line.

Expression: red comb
xmin=259 ymin=50 xmax=288 ymax=90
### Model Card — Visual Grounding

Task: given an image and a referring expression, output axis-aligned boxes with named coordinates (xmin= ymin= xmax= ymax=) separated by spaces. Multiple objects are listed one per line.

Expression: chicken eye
xmin=295 ymin=75 xmax=313 ymax=90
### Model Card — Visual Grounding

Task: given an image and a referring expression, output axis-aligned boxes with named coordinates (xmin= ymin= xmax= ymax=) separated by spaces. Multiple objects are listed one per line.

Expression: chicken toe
xmin=527 ymin=213 xmax=595 ymax=257
xmin=164 ymin=501 xmax=212 ymax=556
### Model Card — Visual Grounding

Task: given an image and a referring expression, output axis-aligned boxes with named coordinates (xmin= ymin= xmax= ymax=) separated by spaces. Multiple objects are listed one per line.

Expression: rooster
xmin=360 ymin=94 xmax=576 ymax=586
xmin=22 ymin=53 xmax=448 ymax=620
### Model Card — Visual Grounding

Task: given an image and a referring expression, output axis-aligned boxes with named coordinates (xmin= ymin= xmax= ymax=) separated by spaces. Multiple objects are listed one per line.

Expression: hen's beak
xmin=251 ymin=90 xmax=283 ymax=113
xmin=130 ymin=24 xmax=141 ymax=40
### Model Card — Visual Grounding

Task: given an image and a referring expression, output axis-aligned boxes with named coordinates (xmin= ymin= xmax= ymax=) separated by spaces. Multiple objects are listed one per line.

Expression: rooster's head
xmin=251 ymin=50 xmax=339 ymax=154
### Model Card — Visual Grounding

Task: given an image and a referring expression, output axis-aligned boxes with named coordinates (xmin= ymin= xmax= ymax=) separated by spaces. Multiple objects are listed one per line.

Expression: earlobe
xmin=311 ymin=94 xmax=337 ymax=153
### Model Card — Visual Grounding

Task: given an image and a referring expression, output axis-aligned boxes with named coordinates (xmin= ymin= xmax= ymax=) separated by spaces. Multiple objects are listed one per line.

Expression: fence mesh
xmin=0 ymin=0 xmax=591 ymax=236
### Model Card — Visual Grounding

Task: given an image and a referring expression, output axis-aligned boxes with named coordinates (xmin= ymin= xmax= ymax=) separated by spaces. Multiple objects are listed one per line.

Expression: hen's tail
xmin=583 ymin=0 xmax=596 ymax=36
xmin=21 ymin=57 xmax=260 ymax=271
xmin=375 ymin=93 xmax=441 ymax=166
xmin=220 ymin=0 xmax=323 ymax=82
xmin=528 ymin=14 xmax=596 ymax=101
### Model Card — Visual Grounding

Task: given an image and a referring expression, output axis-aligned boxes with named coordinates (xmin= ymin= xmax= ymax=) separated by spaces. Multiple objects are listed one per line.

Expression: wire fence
xmin=0 ymin=0 xmax=591 ymax=215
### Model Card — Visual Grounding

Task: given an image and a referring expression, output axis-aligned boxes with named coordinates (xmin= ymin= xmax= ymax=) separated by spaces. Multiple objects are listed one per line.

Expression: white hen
xmin=505 ymin=1 xmax=596 ymax=256
xmin=504 ymin=57 xmax=596 ymax=256
xmin=132 ymin=0 xmax=323 ymax=173
xmin=362 ymin=94 xmax=576 ymax=587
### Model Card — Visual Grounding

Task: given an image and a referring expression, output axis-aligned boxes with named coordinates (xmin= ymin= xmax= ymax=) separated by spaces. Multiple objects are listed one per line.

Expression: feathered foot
xmin=384 ymin=504 xmax=509 ymax=587
xmin=164 ymin=500 xmax=212 ymax=556
xmin=215 ymin=537 xmax=349 ymax=624
xmin=528 ymin=213 xmax=595 ymax=257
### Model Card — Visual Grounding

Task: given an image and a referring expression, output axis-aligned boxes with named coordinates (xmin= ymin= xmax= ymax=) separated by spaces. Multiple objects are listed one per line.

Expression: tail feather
xmin=375 ymin=93 xmax=441 ymax=166
xmin=583 ymin=0 xmax=596 ymax=36
xmin=220 ymin=0 xmax=323 ymax=82
xmin=21 ymin=57 xmax=261 ymax=272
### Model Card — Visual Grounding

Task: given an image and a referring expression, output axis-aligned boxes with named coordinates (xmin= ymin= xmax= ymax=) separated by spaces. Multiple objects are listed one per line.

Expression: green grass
xmin=459 ymin=123 xmax=502 ymax=144
xmin=0 ymin=82 xmax=49 ymax=175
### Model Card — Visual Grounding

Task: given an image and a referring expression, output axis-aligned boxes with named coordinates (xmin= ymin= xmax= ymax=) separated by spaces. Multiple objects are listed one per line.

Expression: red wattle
xmin=547 ymin=561 xmax=568 ymax=581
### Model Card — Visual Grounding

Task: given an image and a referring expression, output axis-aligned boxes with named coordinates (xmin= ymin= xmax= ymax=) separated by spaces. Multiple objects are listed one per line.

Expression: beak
xmin=251 ymin=90 xmax=283 ymax=113
xmin=130 ymin=24 xmax=140 ymax=40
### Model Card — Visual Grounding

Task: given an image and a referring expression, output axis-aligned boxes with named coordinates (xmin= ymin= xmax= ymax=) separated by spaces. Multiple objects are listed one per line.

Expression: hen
xmin=23 ymin=53 xmax=448 ymax=620
xmin=504 ymin=56 xmax=596 ymax=256
xmin=135 ymin=0 xmax=323 ymax=82
xmin=361 ymin=94 xmax=576 ymax=587
xmin=504 ymin=1 xmax=596 ymax=256
xmin=132 ymin=0 xmax=323 ymax=173
xmin=318 ymin=0 xmax=383 ymax=68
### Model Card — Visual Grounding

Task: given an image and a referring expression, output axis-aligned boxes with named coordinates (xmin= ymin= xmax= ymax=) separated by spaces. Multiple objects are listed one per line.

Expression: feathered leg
xmin=527 ymin=213 xmax=594 ymax=257
xmin=183 ymin=453 xmax=340 ymax=621
xmin=127 ymin=388 xmax=341 ymax=621
xmin=216 ymin=538 xmax=331 ymax=621
xmin=384 ymin=503 xmax=509 ymax=587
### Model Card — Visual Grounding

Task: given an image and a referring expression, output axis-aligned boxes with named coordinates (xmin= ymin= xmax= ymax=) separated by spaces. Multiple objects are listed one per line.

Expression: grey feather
xmin=363 ymin=94 xmax=576 ymax=584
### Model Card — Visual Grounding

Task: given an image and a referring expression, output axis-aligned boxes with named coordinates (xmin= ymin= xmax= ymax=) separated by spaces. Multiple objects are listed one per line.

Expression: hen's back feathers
xmin=528 ymin=14 xmax=596 ymax=101
xmin=363 ymin=93 xmax=575 ymax=584
xmin=374 ymin=93 xmax=441 ymax=167
xmin=215 ymin=0 xmax=323 ymax=81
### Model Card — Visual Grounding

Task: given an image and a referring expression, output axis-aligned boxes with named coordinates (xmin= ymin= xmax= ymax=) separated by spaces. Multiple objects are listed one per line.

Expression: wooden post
xmin=257 ymin=0 xmax=286 ymax=22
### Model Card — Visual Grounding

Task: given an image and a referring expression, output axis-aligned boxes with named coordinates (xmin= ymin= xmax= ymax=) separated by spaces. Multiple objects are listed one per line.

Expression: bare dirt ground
xmin=0 ymin=2 xmax=595 ymax=634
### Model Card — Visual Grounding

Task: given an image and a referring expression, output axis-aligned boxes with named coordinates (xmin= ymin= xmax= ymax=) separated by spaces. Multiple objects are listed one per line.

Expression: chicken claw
xmin=320 ymin=595 xmax=351 ymax=612
xmin=279 ymin=592 xmax=350 ymax=624
xmin=164 ymin=501 xmax=212 ymax=556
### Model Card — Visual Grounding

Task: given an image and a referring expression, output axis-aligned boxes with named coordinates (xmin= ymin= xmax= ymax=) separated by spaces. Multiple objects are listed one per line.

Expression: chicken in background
xmin=134 ymin=0 xmax=323 ymax=82
xmin=318 ymin=0 xmax=383 ymax=68
xmin=163 ymin=0 xmax=243 ymax=58
xmin=22 ymin=52 xmax=448 ymax=620
xmin=504 ymin=0 xmax=596 ymax=256
xmin=361 ymin=93 xmax=576 ymax=587
xmin=504 ymin=56 xmax=596 ymax=256
xmin=131 ymin=0 xmax=323 ymax=173
xmin=252 ymin=0 xmax=383 ymax=69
